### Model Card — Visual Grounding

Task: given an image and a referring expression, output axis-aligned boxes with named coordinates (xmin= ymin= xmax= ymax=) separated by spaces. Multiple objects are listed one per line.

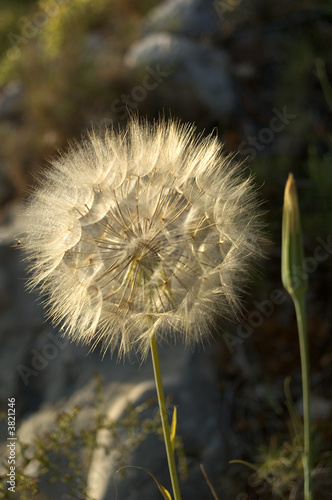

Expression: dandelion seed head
xmin=22 ymin=118 xmax=264 ymax=359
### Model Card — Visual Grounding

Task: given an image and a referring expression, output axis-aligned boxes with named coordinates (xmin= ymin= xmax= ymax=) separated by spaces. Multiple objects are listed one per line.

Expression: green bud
xmin=281 ymin=173 xmax=307 ymax=296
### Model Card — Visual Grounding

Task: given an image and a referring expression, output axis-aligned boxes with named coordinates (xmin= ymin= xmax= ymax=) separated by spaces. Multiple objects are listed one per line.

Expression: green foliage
xmin=0 ymin=0 xmax=161 ymax=195
xmin=232 ymin=417 xmax=332 ymax=499
xmin=0 ymin=375 xmax=186 ymax=499
xmin=248 ymin=421 xmax=332 ymax=500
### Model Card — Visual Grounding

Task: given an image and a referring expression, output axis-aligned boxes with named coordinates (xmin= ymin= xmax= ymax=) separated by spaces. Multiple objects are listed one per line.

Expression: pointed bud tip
xmin=284 ymin=173 xmax=297 ymax=201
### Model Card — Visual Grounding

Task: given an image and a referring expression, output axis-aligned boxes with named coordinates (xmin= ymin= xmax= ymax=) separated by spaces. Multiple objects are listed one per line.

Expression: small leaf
xmin=170 ymin=406 xmax=177 ymax=452
xmin=157 ymin=481 xmax=173 ymax=500
xmin=115 ymin=465 xmax=173 ymax=500
xmin=229 ymin=459 xmax=258 ymax=472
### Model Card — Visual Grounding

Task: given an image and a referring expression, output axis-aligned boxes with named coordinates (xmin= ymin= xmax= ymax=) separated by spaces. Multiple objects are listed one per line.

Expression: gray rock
xmin=0 ymin=81 xmax=24 ymax=120
xmin=142 ymin=0 xmax=221 ymax=40
xmin=124 ymin=33 xmax=236 ymax=125
xmin=0 ymin=210 xmax=230 ymax=500
xmin=87 ymin=347 xmax=227 ymax=500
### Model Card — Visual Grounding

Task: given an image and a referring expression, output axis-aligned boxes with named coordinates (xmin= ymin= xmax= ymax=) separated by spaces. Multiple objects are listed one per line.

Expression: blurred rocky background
xmin=0 ymin=0 xmax=332 ymax=499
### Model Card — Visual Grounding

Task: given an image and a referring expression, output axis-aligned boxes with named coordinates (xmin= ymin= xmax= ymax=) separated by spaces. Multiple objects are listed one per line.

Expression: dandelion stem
xmin=293 ymin=293 xmax=312 ymax=500
xmin=150 ymin=335 xmax=182 ymax=500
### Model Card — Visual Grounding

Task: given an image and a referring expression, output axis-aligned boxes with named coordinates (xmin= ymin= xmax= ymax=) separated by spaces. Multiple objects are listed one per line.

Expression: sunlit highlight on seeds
xmin=23 ymin=118 xmax=264 ymax=358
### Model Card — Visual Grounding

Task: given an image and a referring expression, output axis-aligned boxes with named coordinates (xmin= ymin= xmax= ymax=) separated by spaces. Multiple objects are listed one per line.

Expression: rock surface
xmin=125 ymin=33 xmax=236 ymax=126
xmin=0 ymin=81 xmax=24 ymax=121
xmin=142 ymin=0 xmax=221 ymax=40
xmin=122 ymin=0 xmax=237 ymax=127
xmin=0 ymin=213 xmax=229 ymax=500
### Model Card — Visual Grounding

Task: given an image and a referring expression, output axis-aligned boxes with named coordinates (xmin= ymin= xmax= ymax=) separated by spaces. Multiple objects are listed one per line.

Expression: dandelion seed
xmin=22 ymin=118 xmax=264 ymax=359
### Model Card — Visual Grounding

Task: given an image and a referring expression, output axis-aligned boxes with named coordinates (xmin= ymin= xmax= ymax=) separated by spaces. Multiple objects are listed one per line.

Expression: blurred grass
xmin=0 ymin=0 xmax=331 ymax=229
xmin=0 ymin=0 xmax=161 ymax=199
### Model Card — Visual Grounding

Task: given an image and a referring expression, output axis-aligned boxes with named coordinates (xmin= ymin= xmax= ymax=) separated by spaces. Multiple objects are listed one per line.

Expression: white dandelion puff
xmin=22 ymin=118 xmax=265 ymax=359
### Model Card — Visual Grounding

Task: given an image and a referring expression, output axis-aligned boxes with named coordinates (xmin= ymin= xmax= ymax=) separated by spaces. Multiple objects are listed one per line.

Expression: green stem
xmin=293 ymin=293 xmax=313 ymax=500
xmin=150 ymin=335 xmax=182 ymax=500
